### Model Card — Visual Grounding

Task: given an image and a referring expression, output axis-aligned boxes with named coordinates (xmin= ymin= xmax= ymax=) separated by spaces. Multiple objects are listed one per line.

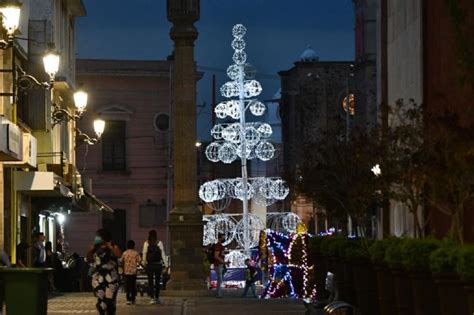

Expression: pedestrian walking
xmin=142 ymin=230 xmax=167 ymax=305
xmin=16 ymin=239 xmax=29 ymax=268
xmin=33 ymin=232 xmax=46 ymax=267
xmin=241 ymin=259 xmax=258 ymax=298
xmin=214 ymin=233 xmax=227 ymax=298
xmin=121 ymin=240 xmax=141 ymax=305
xmin=86 ymin=229 xmax=121 ymax=315
xmin=45 ymin=241 xmax=58 ymax=292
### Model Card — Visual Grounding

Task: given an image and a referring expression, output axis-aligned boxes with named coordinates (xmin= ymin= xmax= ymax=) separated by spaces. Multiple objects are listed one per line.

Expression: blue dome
xmin=300 ymin=46 xmax=319 ymax=62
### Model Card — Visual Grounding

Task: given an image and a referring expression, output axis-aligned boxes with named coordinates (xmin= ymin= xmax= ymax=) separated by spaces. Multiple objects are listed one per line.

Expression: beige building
xmin=0 ymin=0 xmax=104 ymax=264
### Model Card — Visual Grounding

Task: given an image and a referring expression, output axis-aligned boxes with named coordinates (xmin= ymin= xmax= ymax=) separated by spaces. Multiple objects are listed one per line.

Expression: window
xmin=154 ymin=113 xmax=170 ymax=132
xmin=139 ymin=204 xmax=167 ymax=227
xmin=102 ymin=121 xmax=126 ymax=171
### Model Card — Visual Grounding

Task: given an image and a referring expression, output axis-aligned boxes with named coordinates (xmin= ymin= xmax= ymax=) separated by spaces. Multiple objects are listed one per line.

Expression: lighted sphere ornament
xmin=243 ymin=63 xmax=257 ymax=79
xmin=213 ymin=214 xmax=237 ymax=246
xmin=215 ymin=103 xmax=227 ymax=119
xmin=237 ymin=143 xmax=252 ymax=159
xmin=258 ymin=123 xmax=273 ymax=138
xmin=221 ymin=81 xmax=239 ymax=98
xmin=231 ymin=38 xmax=246 ymax=51
xmin=271 ymin=179 xmax=290 ymax=200
xmin=225 ymin=250 xmax=247 ymax=268
xmin=222 ymin=123 xmax=241 ymax=143
xmin=243 ymin=126 xmax=261 ymax=146
xmin=233 ymin=50 xmax=247 ymax=65
xmin=205 ymin=142 xmax=221 ymax=163
xmin=202 ymin=217 xmax=216 ymax=246
xmin=234 ymin=180 xmax=255 ymax=201
xmin=282 ymin=212 xmax=302 ymax=233
xmin=243 ymin=80 xmax=263 ymax=98
xmin=235 ymin=214 xmax=265 ymax=249
xmin=249 ymin=100 xmax=266 ymax=116
xmin=206 ymin=196 xmax=231 ymax=213
xmin=227 ymin=64 xmax=240 ymax=80
xmin=211 ymin=124 xmax=224 ymax=140
xmin=232 ymin=24 xmax=247 ymax=39
xmin=199 ymin=182 xmax=216 ymax=203
xmin=255 ymin=141 xmax=275 ymax=161
xmin=218 ymin=142 xmax=238 ymax=164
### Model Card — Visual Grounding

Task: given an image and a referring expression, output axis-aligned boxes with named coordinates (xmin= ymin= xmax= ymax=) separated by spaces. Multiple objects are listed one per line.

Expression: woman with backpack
xmin=142 ymin=230 xmax=167 ymax=304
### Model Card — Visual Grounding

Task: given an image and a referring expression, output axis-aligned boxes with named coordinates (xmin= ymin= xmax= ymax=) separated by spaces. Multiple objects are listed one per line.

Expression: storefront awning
xmin=14 ymin=171 xmax=74 ymax=198
xmin=79 ymin=191 xmax=114 ymax=213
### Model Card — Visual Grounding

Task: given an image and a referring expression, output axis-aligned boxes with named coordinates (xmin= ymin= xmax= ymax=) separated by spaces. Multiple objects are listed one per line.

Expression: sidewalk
xmin=47 ymin=290 xmax=306 ymax=315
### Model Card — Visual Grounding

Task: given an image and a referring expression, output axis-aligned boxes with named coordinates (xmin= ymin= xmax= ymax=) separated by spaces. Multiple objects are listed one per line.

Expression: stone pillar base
xmin=168 ymin=204 xmax=206 ymax=291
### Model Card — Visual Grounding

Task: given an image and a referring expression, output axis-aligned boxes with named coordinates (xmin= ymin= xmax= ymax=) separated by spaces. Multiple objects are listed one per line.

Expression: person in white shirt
xmin=142 ymin=230 xmax=167 ymax=305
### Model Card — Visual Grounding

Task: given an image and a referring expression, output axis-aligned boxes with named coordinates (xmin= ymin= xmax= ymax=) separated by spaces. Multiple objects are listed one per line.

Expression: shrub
xmin=309 ymin=236 xmax=325 ymax=257
xmin=429 ymin=240 xmax=460 ymax=274
xmin=456 ymin=245 xmax=474 ymax=280
xmin=369 ymin=237 xmax=397 ymax=265
xmin=385 ymin=237 xmax=407 ymax=269
xmin=320 ymin=236 xmax=344 ymax=257
xmin=400 ymin=238 xmax=440 ymax=272
xmin=342 ymin=238 xmax=371 ymax=262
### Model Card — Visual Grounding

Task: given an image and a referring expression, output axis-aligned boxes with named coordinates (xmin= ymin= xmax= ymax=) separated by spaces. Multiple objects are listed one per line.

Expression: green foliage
xmin=456 ymin=246 xmax=474 ymax=280
xmin=384 ymin=238 xmax=407 ymax=269
xmin=320 ymin=236 xmax=346 ymax=257
xmin=309 ymin=236 xmax=325 ymax=256
xmin=429 ymin=240 xmax=460 ymax=274
xmin=400 ymin=238 xmax=440 ymax=272
xmin=369 ymin=238 xmax=397 ymax=265
xmin=341 ymin=238 xmax=372 ymax=261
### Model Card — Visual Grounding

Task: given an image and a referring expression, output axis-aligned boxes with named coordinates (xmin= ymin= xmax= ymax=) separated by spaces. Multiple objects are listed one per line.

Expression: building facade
xmin=70 ymin=59 xmax=174 ymax=255
xmin=0 ymin=0 xmax=88 ymax=263
xmin=377 ymin=0 xmax=474 ymax=240
xmin=279 ymin=47 xmax=353 ymax=226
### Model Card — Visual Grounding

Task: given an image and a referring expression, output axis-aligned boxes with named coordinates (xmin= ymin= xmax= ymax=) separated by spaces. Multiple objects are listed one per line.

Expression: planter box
xmin=352 ymin=260 xmax=378 ymax=315
xmin=343 ymin=259 xmax=356 ymax=305
xmin=409 ymin=272 xmax=440 ymax=315
xmin=392 ymin=269 xmax=414 ymax=315
xmin=463 ymin=282 xmax=474 ymax=314
xmin=313 ymin=254 xmax=329 ymax=300
xmin=374 ymin=264 xmax=396 ymax=315
xmin=433 ymin=273 xmax=468 ymax=315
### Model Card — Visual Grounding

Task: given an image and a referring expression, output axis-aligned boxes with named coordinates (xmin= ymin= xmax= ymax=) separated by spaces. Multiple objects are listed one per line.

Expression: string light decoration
xmin=260 ymin=224 xmax=317 ymax=299
xmin=199 ymin=24 xmax=290 ymax=255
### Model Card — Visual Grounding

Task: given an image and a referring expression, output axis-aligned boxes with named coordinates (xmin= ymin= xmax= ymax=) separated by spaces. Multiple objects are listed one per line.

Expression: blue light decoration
xmin=259 ymin=225 xmax=317 ymax=299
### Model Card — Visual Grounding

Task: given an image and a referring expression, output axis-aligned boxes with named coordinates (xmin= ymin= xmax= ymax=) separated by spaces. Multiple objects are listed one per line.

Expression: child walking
xmin=241 ymin=258 xmax=258 ymax=298
xmin=121 ymin=240 xmax=141 ymax=305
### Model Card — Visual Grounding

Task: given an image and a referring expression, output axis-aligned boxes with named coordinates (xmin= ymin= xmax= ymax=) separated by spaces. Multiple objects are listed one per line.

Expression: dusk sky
xmin=76 ymin=0 xmax=355 ymax=138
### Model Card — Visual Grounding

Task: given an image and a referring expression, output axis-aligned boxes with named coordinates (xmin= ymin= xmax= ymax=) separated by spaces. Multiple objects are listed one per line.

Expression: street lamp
xmin=76 ymin=118 xmax=106 ymax=145
xmin=52 ymin=89 xmax=88 ymax=126
xmin=0 ymin=0 xmax=21 ymax=47
xmin=42 ymin=46 xmax=61 ymax=84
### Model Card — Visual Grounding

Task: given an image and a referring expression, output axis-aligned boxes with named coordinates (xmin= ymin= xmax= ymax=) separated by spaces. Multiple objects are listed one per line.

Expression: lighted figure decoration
xmin=259 ymin=225 xmax=317 ymax=299
xmin=199 ymin=24 xmax=289 ymax=255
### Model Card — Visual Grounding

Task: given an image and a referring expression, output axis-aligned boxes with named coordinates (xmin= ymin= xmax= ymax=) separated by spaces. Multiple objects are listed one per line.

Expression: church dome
xmin=300 ymin=46 xmax=319 ymax=62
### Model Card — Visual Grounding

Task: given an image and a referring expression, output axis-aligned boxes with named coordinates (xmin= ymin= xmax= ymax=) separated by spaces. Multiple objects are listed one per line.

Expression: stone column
xmin=166 ymin=0 xmax=206 ymax=290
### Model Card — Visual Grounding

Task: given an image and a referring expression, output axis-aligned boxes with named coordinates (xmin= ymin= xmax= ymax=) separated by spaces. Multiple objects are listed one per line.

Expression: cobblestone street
xmin=47 ymin=291 xmax=305 ymax=315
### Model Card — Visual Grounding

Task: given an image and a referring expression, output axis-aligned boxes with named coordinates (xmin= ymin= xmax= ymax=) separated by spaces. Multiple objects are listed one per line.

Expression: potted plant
xmin=309 ymin=236 xmax=329 ymax=300
xmin=369 ymin=238 xmax=397 ymax=315
xmin=385 ymin=237 xmax=413 ymax=315
xmin=430 ymin=241 xmax=467 ymax=315
xmin=401 ymin=238 xmax=440 ymax=315
xmin=344 ymin=238 xmax=378 ymax=315
xmin=456 ymin=246 xmax=474 ymax=314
